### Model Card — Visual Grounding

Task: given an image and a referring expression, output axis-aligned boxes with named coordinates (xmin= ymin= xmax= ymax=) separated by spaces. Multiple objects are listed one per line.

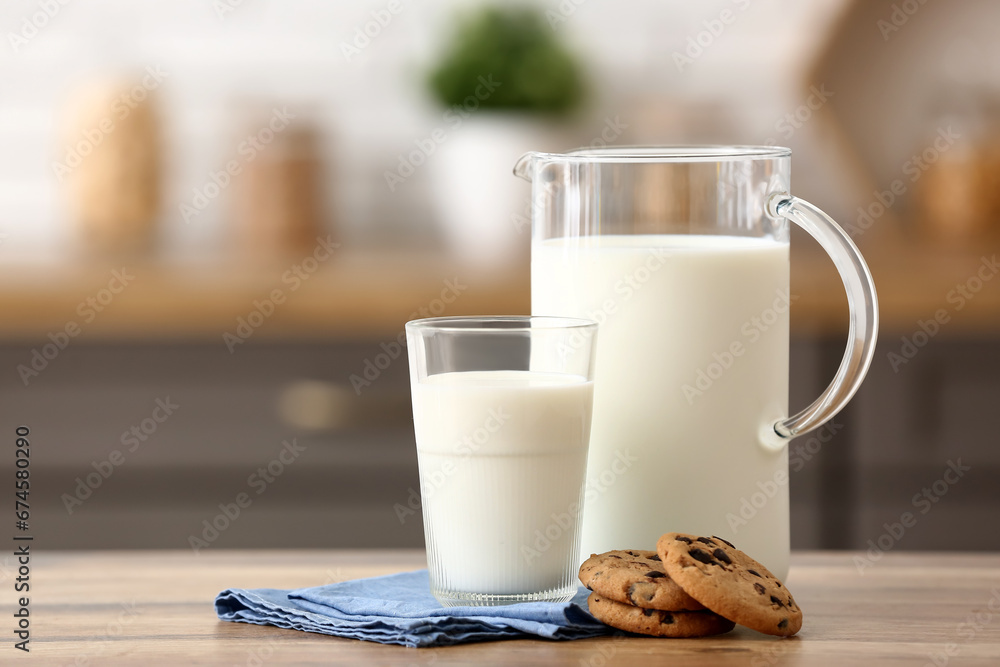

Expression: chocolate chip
xmin=775 ymin=581 xmax=782 ymax=588
xmin=585 ymin=585 xmax=592 ymax=591
xmin=626 ymin=551 xmax=638 ymax=556
xmin=747 ymin=569 xmax=762 ymax=578
xmin=628 ymin=584 xmax=638 ymax=604
xmin=644 ymin=571 xmax=665 ymax=579
xmin=688 ymin=548 xmax=715 ymax=564
xmin=608 ymin=554 xmax=622 ymax=559
xmin=643 ymin=607 xmax=655 ymax=617
xmin=778 ymin=619 xmax=788 ymax=630
xmin=649 ymin=554 xmax=661 ymax=561
xmin=712 ymin=548 xmax=732 ymax=564
xmin=659 ymin=612 xmax=674 ymax=625
xmin=753 ymin=582 xmax=766 ymax=595
xmin=675 ymin=536 xmax=692 ymax=544
xmin=713 ymin=536 xmax=735 ymax=548
xmin=770 ymin=595 xmax=785 ymax=608
xmin=696 ymin=537 xmax=717 ymax=546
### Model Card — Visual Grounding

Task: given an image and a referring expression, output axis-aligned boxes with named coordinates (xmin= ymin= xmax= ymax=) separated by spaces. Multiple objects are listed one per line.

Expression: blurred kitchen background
xmin=1 ymin=0 xmax=998 ymax=551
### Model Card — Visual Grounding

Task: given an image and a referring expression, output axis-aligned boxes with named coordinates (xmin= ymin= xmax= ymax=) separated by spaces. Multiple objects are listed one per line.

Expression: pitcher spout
xmin=513 ymin=152 xmax=539 ymax=182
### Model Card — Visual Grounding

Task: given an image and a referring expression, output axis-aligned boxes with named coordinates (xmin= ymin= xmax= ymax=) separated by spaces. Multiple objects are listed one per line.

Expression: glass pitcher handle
xmin=764 ymin=193 xmax=879 ymax=448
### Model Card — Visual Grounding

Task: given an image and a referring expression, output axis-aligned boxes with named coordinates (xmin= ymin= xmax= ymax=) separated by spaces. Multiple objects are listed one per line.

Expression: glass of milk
xmin=405 ymin=316 xmax=598 ymax=607
xmin=517 ymin=146 xmax=879 ymax=580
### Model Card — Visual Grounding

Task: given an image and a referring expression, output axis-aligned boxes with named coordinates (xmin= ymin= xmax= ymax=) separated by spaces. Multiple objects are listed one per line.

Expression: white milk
xmin=532 ymin=235 xmax=790 ymax=578
xmin=412 ymin=370 xmax=594 ymax=602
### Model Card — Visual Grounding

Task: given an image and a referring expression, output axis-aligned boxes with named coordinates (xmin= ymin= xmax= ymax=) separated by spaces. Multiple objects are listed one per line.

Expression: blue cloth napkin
xmin=215 ymin=569 xmax=610 ymax=647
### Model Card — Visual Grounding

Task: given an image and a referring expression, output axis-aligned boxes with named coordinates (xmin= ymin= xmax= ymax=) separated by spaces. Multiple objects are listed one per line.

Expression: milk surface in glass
xmin=532 ymin=234 xmax=790 ymax=578
xmin=413 ymin=370 xmax=594 ymax=599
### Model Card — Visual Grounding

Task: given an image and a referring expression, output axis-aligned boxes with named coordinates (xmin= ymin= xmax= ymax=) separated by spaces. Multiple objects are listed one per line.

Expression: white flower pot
xmin=431 ymin=114 xmax=570 ymax=271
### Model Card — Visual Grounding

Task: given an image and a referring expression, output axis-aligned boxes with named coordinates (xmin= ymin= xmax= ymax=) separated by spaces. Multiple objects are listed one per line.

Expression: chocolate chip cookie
xmin=586 ymin=593 xmax=735 ymax=637
xmin=657 ymin=532 xmax=802 ymax=637
xmin=579 ymin=550 xmax=704 ymax=611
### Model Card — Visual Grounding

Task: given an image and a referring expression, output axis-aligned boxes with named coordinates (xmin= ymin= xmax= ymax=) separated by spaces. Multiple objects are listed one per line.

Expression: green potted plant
xmin=426 ymin=4 xmax=585 ymax=269
xmin=428 ymin=5 xmax=584 ymax=114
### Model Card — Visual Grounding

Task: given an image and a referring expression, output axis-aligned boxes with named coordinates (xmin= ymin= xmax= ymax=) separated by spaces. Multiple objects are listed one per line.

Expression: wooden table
xmin=22 ymin=550 xmax=1000 ymax=665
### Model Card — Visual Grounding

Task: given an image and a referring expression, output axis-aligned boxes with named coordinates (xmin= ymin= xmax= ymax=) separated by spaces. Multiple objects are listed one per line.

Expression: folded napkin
xmin=215 ymin=569 xmax=610 ymax=647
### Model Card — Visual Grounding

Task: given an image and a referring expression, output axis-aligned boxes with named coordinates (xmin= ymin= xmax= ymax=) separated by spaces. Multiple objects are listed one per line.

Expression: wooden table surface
xmin=17 ymin=549 xmax=1000 ymax=665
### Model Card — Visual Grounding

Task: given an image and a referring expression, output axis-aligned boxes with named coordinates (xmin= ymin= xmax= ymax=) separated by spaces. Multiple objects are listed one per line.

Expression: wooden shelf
xmin=0 ymin=242 xmax=997 ymax=341
xmin=791 ymin=238 xmax=1000 ymax=337
xmin=0 ymin=251 xmax=528 ymax=342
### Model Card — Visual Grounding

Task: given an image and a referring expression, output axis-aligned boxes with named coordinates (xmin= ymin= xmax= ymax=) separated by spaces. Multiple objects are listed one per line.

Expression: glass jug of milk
xmin=516 ymin=146 xmax=879 ymax=579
